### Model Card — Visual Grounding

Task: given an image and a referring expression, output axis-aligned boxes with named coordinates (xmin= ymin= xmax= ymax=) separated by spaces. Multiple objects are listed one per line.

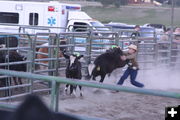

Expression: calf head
xmin=114 ymin=47 xmax=123 ymax=55
xmin=0 ymin=44 xmax=6 ymax=48
xmin=8 ymin=51 xmax=26 ymax=62
xmin=63 ymin=52 xmax=83 ymax=72
xmin=107 ymin=46 xmax=123 ymax=56
xmin=59 ymin=40 xmax=67 ymax=51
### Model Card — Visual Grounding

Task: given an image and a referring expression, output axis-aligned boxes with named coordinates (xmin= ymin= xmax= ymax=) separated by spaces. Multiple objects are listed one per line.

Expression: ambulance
xmin=0 ymin=0 xmax=107 ymax=33
xmin=0 ymin=1 xmax=112 ymax=52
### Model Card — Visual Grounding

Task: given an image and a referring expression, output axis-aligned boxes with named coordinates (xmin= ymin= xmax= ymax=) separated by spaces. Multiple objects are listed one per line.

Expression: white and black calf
xmin=63 ymin=52 xmax=83 ymax=96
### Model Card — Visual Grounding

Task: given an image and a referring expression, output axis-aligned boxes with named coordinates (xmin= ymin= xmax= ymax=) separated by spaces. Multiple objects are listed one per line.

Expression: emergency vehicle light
xmin=66 ymin=6 xmax=80 ymax=10
xmin=48 ymin=6 xmax=55 ymax=12
xmin=62 ymin=9 xmax=65 ymax=15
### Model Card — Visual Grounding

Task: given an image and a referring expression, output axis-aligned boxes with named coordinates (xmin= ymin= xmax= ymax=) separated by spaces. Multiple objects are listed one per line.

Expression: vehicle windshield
xmin=148 ymin=24 xmax=164 ymax=29
xmin=90 ymin=22 xmax=110 ymax=31
xmin=140 ymin=28 xmax=155 ymax=37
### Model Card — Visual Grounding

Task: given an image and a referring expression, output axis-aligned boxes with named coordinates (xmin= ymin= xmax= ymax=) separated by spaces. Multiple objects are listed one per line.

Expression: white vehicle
xmin=0 ymin=1 xmax=106 ymax=34
xmin=143 ymin=23 xmax=166 ymax=33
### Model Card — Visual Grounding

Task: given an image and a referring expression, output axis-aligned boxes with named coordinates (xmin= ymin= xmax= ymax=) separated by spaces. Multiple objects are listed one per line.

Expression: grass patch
xmin=82 ymin=6 xmax=180 ymax=26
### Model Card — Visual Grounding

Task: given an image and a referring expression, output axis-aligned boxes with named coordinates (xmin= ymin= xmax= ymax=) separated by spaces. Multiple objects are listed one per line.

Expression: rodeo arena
xmin=0 ymin=0 xmax=180 ymax=120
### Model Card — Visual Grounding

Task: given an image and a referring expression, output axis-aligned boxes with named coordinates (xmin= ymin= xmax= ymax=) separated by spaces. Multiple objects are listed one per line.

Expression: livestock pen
xmin=0 ymin=26 xmax=180 ymax=100
xmin=0 ymin=69 xmax=180 ymax=120
xmin=0 ymin=25 xmax=180 ymax=119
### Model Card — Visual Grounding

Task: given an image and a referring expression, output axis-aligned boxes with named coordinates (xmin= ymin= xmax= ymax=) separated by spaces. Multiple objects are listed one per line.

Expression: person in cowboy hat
xmin=117 ymin=44 xmax=144 ymax=88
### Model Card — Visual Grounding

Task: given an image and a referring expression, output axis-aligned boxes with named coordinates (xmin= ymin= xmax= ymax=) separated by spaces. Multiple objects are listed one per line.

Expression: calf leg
xmin=13 ymin=77 xmax=18 ymax=85
xmin=92 ymin=76 xmax=96 ymax=81
xmin=0 ymin=78 xmax=8 ymax=97
xmin=13 ymin=77 xmax=22 ymax=91
xmin=70 ymin=85 xmax=77 ymax=96
xmin=64 ymin=84 xmax=69 ymax=93
xmin=78 ymin=85 xmax=83 ymax=97
xmin=4 ymin=78 xmax=11 ymax=97
xmin=70 ymin=85 xmax=73 ymax=95
xmin=92 ymin=73 xmax=99 ymax=81
xmin=18 ymin=78 xmax=22 ymax=85
xmin=99 ymin=73 xmax=106 ymax=83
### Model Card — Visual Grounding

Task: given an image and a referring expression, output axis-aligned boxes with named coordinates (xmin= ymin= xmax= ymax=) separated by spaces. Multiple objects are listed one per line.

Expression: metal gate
xmin=0 ymin=25 xmax=179 ymax=101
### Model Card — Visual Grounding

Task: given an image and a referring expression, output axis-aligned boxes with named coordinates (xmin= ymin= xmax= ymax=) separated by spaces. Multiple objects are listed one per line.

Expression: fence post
xmin=30 ymin=34 xmax=37 ymax=94
xmin=114 ymin=32 xmax=119 ymax=46
xmin=86 ymin=29 xmax=93 ymax=63
xmin=154 ymin=31 xmax=158 ymax=67
xmin=48 ymin=34 xmax=55 ymax=77
xmin=54 ymin=34 xmax=60 ymax=77
xmin=50 ymin=80 xmax=60 ymax=112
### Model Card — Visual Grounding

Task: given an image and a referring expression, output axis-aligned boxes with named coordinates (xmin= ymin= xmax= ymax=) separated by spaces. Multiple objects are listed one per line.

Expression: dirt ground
xmin=42 ymin=87 xmax=180 ymax=120
xmin=40 ymin=68 xmax=180 ymax=120
xmin=1 ymin=68 xmax=179 ymax=120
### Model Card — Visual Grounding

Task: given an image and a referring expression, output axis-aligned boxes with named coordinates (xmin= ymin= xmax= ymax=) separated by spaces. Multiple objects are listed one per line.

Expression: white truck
xmin=0 ymin=0 xmax=107 ymax=33
xmin=0 ymin=1 xmax=112 ymax=52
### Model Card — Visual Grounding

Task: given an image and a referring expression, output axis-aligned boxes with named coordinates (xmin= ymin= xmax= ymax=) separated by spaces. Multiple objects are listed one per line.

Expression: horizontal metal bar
xmin=0 ymin=92 xmax=30 ymax=101
xmin=0 ymin=61 xmax=31 ymax=66
xmin=0 ymin=47 xmax=30 ymax=51
xmin=0 ymin=69 xmax=180 ymax=99
xmin=34 ymin=69 xmax=55 ymax=73
xmin=33 ymin=88 xmax=51 ymax=93
xmin=0 ymin=32 xmax=35 ymax=36
xmin=0 ymin=84 xmax=31 ymax=90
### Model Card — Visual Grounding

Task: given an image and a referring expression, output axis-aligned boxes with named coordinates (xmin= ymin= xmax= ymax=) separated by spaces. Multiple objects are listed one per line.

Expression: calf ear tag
xmin=97 ymin=66 xmax=100 ymax=71
xmin=111 ymin=45 xmax=118 ymax=49
xmin=73 ymin=52 xmax=80 ymax=57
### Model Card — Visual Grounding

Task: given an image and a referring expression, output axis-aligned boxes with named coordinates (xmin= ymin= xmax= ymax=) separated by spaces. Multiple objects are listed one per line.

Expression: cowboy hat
xmin=128 ymin=44 xmax=137 ymax=51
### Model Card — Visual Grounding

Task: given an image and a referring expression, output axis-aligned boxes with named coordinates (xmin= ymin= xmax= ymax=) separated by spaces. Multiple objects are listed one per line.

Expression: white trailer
xmin=0 ymin=1 xmax=107 ymax=33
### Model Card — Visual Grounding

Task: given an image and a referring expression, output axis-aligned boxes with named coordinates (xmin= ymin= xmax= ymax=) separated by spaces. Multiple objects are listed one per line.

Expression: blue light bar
xmin=66 ymin=6 xmax=80 ymax=10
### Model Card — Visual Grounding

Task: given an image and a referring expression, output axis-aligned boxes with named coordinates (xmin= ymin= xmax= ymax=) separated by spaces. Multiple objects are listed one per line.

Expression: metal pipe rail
xmin=0 ymin=61 xmax=31 ymax=67
xmin=0 ymin=69 xmax=180 ymax=111
xmin=0 ymin=23 xmax=66 ymax=29
xmin=0 ymin=83 xmax=31 ymax=90
xmin=0 ymin=32 xmax=35 ymax=36
xmin=0 ymin=93 xmax=30 ymax=101
xmin=0 ymin=47 xmax=30 ymax=51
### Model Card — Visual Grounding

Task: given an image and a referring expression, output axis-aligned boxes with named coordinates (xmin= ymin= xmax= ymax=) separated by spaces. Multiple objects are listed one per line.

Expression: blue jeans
xmin=117 ymin=68 xmax=144 ymax=88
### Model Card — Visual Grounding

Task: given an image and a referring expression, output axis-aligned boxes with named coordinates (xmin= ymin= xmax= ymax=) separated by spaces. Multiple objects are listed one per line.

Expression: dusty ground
xmin=40 ymin=68 xmax=180 ymax=120
xmin=42 ymin=87 xmax=180 ymax=120
xmin=1 ymin=68 xmax=180 ymax=120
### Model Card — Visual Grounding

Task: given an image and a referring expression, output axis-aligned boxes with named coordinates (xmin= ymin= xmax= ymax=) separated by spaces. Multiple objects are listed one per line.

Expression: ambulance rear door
xmin=23 ymin=4 xmax=46 ymax=33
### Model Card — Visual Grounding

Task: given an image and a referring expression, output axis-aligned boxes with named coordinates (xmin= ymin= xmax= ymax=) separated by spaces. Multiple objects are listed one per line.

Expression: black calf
xmin=0 ymin=51 xmax=27 ymax=86
xmin=0 ymin=36 xmax=18 ymax=48
xmin=88 ymin=47 xmax=128 ymax=83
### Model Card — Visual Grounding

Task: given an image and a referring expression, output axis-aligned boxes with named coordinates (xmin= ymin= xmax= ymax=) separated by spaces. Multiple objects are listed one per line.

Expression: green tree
xmin=98 ymin=0 xmax=112 ymax=7
xmin=97 ymin=0 xmax=128 ymax=8
xmin=114 ymin=0 xmax=121 ymax=8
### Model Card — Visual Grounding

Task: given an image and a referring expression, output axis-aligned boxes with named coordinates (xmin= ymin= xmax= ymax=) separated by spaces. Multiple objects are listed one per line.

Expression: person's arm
xmin=125 ymin=53 xmax=137 ymax=60
xmin=121 ymin=51 xmax=136 ymax=60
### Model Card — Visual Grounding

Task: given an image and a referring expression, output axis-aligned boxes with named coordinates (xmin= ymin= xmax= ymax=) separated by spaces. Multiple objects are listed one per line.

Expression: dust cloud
xmin=101 ymin=67 xmax=180 ymax=91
